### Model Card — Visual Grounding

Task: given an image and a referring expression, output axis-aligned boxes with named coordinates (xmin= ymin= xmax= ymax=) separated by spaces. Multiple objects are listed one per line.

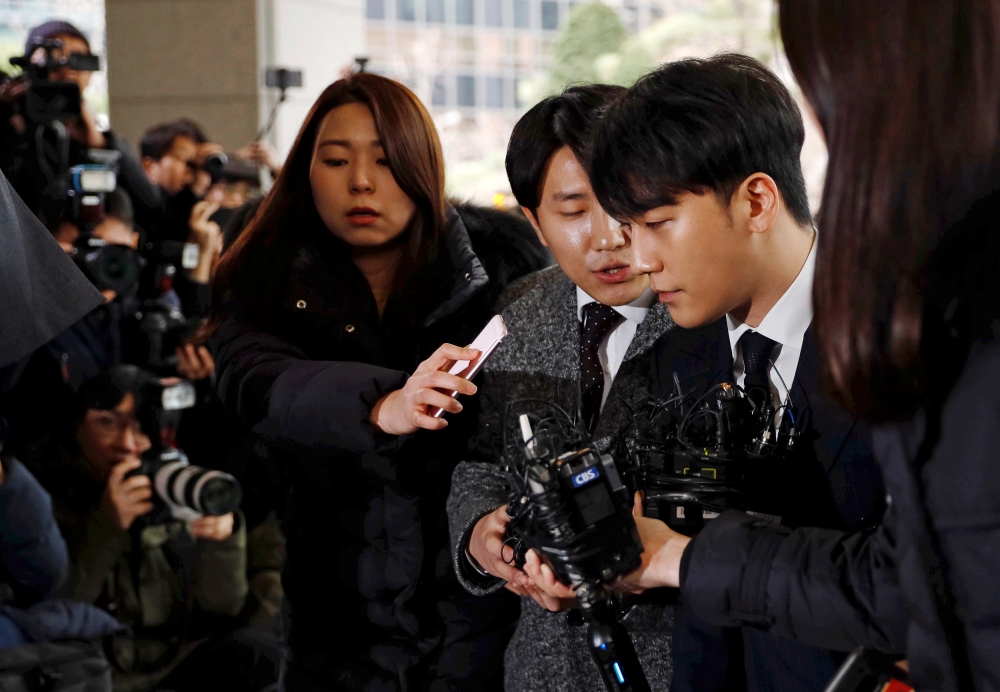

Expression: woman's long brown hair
xmin=779 ymin=0 xmax=1000 ymax=420
xmin=206 ymin=72 xmax=447 ymax=334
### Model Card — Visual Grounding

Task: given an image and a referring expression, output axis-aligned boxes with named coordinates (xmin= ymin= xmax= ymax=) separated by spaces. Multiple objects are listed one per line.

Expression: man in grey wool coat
xmin=446 ymin=85 xmax=677 ymax=692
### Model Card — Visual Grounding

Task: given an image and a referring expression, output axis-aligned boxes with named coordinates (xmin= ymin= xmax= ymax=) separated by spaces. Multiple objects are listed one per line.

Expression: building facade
xmin=365 ymin=0 xmax=665 ymax=200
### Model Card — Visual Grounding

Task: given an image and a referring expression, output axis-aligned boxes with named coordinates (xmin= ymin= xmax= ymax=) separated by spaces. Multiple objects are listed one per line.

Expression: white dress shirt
xmin=577 ymin=286 xmax=655 ymax=407
xmin=727 ymin=237 xmax=816 ymax=408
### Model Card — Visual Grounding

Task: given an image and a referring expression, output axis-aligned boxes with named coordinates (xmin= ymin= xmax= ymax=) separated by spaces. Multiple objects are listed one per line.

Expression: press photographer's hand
xmin=188 ymin=201 xmax=223 ymax=284
xmin=101 ymin=458 xmax=153 ymax=531
xmin=189 ymin=512 xmax=234 ymax=542
xmin=370 ymin=344 xmax=479 ymax=434
xmin=176 ymin=343 xmax=215 ymax=381
xmin=66 ymin=102 xmax=106 ymax=149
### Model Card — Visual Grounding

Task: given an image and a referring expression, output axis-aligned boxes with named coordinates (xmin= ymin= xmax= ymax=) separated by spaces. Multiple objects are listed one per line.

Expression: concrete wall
xmin=106 ymin=0 xmax=366 ymax=158
xmin=106 ymin=0 xmax=260 ymax=152
xmin=261 ymin=0 xmax=367 ymax=157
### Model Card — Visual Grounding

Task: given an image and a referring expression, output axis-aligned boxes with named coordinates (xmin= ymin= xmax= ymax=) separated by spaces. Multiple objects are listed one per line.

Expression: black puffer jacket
xmin=213 ymin=204 xmax=551 ymax=690
xmin=676 ymin=198 xmax=1000 ymax=692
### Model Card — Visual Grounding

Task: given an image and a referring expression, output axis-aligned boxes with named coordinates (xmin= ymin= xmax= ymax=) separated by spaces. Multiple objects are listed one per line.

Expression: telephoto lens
xmin=132 ymin=378 xmax=244 ymax=524
xmin=203 ymin=152 xmax=228 ymax=177
xmin=150 ymin=449 xmax=243 ymax=517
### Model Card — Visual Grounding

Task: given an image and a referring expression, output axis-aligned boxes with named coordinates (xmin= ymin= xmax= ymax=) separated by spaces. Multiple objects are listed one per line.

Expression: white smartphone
xmin=428 ymin=315 xmax=507 ymax=418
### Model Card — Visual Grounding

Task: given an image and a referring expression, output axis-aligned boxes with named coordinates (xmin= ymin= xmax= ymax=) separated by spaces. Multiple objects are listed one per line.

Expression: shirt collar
xmin=576 ymin=285 xmax=655 ymax=324
xmin=726 ymin=234 xmax=816 ymax=352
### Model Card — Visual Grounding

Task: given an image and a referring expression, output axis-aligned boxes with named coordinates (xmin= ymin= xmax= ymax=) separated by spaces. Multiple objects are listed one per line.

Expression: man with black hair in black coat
xmin=520 ymin=55 xmax=888 ymax=692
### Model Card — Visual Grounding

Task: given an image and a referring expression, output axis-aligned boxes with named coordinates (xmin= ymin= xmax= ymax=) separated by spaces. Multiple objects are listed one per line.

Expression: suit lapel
xmin=596 ymin=303 xmax=675 ymax=444
xmin=651 ymin=318 xmax=732 ymax=399
xmin=794 ymin=328 xmax=860 ymax=475
xmin=622 ymin=302 xmax=674 ymax=362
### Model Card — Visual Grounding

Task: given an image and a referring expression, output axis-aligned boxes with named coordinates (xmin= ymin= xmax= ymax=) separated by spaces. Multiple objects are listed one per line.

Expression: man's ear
xmin=522 ymin=206 xmax=549 ymax=248
xmin=737 ymin=173 xmax=780 ymax=235
xmin=141 ymin=157 xmax=156 ymax=178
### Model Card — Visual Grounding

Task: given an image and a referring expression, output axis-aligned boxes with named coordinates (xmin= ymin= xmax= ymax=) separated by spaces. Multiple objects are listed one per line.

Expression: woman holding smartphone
xmin=208 ymin=73 xmax=549 ymax=690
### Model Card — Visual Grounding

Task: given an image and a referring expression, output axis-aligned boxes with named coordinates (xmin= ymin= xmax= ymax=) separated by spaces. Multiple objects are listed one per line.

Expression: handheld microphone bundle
xmin=619 ymin=373 xmax=802 ymax=536
xmin=502 ymin=400 xmax=650 ymax=692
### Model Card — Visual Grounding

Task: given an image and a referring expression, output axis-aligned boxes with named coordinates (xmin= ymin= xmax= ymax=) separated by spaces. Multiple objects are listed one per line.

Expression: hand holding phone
xmin=369 ymin=316 xmax=506 ymax=435
xmin=427 ymin=315 xmax=507 ymax=418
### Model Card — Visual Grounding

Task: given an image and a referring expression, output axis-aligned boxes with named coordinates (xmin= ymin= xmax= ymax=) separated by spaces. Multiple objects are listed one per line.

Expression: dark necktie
xmin=738 ymin=330 xmax=778 ymax=392
xmin=580 ymin=302 xmax=623 ymax=432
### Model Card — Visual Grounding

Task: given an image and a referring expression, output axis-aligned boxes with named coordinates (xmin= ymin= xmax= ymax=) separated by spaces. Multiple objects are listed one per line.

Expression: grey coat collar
xmin=498 ymin=267 xmax=674 ymax=382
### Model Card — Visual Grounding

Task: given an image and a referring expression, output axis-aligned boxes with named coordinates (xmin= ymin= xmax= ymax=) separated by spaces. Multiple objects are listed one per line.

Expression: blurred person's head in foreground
xmin=778 ymin=0 xmax=1000 ymax=421
xmin=591 ymin=53 xmax=812 ymax=331
xmin=507 ymin=84 xmax=647 ymax=307
xmin=211 ymin=71 xmax=448 ymax=330
xmin=24 ymin=20 xmax=93 ymax=93
xmin=140 ymin=119 xmax=209 ymax=196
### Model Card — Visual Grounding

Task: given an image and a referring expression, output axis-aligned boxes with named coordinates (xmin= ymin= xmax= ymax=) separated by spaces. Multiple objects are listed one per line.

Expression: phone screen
xmin=428 ymin=315 xmax=507 ymax=418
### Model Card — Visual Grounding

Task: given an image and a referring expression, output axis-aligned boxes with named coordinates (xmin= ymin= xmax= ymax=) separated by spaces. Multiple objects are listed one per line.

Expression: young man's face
xmin=143 ymin=135 xmax=198 ymax=195
xmin=627 ymin=191 xmax=755 ymax=328
xmin=527 ymin=146 xmax=648 ymax=306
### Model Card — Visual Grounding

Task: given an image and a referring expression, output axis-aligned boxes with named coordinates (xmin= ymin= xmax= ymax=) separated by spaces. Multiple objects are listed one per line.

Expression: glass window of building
xmin=427 ymin=0 xmax=446 ymax=21
xmin=622 ymin=3 xmax=638 ymax=32
xmin=485 ymin=0 xmax=503 ymax=26
xmin=457 ymin=75 xmax=476 ymax=106
xmin=367 ymin=0 xmax=386 ymax=19
xmin=433 ymin=75 xmax=448 ymax=105
xmin=513 ymin=0 xmax=530 ymax=27
xmin=456 ymin=0 xmax=475 ymax=24
xmin=398 ymin=0 xmax=416 ymax=20
xmin=541 ymin=0 xmax=558 ymax=29
xmin=486 ymin=76 xmax=504 ymax=108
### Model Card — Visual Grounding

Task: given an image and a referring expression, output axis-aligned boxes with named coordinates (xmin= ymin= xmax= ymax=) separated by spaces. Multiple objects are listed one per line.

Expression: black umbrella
xmin=0 ymin=171 xmax=103 ymax=369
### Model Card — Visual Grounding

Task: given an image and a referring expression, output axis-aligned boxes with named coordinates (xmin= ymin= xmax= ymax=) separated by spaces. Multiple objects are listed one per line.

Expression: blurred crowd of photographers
xmin=0 ymin=20 xmax=286 ymax=691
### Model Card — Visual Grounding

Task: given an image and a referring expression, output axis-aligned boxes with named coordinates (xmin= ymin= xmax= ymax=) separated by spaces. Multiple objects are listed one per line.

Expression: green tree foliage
xmin=530 ymin=0 xmax=777 ymax=104
xmin=547 ymin=2 xmax=627 ymax=93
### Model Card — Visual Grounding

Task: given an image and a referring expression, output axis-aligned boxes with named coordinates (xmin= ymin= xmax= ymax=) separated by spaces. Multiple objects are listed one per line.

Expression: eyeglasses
xmin=85 ymin=410 xmax=144 ymax=440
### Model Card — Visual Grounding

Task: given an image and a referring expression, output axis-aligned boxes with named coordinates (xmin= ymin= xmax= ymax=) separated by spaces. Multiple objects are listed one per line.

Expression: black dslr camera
xmin=620 ymin=375 xmax=800 ymax=536
xmin=503 ymin=402 xmax=649 ymax=692
xmin=9 ymin=38 xmax=99 ymax=123
xmin=203 ymin=152 xmax=260 ymax=183
xmin=122 ymin=299 xmax=201 ymax=375
xmin=45 ymin=163 xmax=146 ymax=295
xmin=132 ymin=376 xmax=242 ymax=525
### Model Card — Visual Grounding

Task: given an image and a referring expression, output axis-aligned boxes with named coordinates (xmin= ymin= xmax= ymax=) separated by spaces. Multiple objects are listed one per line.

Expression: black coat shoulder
xmin=453 ymin=203 xmax=553 ymax=299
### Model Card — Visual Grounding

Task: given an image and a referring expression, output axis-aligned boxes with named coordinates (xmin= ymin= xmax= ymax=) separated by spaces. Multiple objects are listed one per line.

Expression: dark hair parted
xmin=590 ymin=53 xmax=811 ymax=227
xmin=780 ymin=0 xmax=1000 ymax=420
xmin=140 ymin=118 xmax=208 ymax=160
xmin=208 ymin=72 xmax=447 ymax=332
xmin=506 ymin=84 xmax=626 ymax=214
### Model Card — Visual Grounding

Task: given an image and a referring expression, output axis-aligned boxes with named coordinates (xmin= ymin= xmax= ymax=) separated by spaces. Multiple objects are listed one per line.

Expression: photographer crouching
xmin=21 ymin=364 xmax=254 ymax=691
